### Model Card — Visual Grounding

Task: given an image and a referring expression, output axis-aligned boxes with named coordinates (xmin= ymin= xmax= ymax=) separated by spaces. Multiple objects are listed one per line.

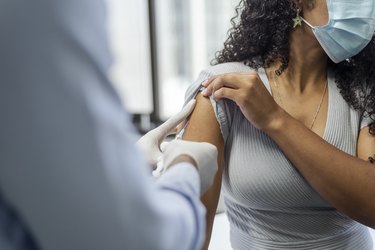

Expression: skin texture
xmin=181 ymin=94 xmax=224 ymax=250
xmin=182 ymin=0 xmax=375 ymax=248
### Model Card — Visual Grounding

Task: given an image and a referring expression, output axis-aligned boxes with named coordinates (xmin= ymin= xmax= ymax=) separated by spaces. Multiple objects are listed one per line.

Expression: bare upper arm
xmin=181 ymin=92 xmax=225 ymax=249
xmin=182 ymin=93 xmax=224 ymax=163
xmin=357 ymin=127 xmax=375 ymax=162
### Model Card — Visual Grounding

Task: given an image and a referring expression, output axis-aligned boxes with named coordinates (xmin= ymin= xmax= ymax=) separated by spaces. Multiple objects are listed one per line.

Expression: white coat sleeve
xmin=0 ymin=0 xmax=205 ymax=249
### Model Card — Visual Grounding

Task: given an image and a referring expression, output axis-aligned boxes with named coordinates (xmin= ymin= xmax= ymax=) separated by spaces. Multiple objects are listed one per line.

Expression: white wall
xmin=106 ymin=0 xmax=153 ymax=114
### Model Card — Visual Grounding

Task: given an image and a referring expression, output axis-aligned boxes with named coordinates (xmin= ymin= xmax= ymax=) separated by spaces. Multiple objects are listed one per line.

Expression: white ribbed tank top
xmin=184 ymin=62 xmax=373 ymax=250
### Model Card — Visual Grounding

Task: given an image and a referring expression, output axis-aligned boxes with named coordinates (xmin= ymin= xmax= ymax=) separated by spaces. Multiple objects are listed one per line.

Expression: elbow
xmin=363 ymin=203 xmax=375 ymax=229
xmin=362 ymin=219 xmax=375 ymax=230
xmin=359 ymin=213 xmax=375 ymax=229
xmin=367 ymin=218 xmax=375 ymax=230
xmin=353 ymin=206 xmax=375 ymax=229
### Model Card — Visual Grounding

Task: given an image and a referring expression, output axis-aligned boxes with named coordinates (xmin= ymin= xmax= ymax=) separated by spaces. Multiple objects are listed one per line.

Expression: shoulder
xmin=185 ymin=62 xmax=256 ymax=101
xmin=327 ymin=72 xmax=369 ymax=152
xmin=184 ymin=62 xmax=257 ymax=141
xmin=204 ymin=62 xmax=256 ymax=76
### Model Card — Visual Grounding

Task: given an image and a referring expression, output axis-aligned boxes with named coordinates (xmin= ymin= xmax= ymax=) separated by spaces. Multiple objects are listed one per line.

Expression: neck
xmin=270 ymin=26 xmax=328 ymax=92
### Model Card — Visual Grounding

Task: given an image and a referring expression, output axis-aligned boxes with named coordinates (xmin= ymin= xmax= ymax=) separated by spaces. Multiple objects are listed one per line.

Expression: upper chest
xmin=222 ymin=78 xmax=361 ymax=209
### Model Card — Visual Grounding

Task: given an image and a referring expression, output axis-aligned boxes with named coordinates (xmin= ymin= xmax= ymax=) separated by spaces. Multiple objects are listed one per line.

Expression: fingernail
xmin=202 ymin=80 xmax=209 ymax=87
xmin=201 ymin=89 xmax=208 ymax=96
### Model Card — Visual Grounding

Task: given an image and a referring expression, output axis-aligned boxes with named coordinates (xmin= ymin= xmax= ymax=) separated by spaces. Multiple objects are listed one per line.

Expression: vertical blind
xmin=155 ymin=0 xmax=239 ymax=119
xmin=106 ymin=0 xmax=239 ymax=119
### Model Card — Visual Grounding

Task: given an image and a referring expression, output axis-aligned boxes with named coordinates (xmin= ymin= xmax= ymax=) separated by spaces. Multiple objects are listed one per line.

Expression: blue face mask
xmin=301 ymin=0 xmax=375 ymax=63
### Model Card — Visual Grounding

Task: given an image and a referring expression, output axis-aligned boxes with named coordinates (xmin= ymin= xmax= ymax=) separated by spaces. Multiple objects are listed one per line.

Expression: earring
xmin=292 ymin=9 xmax=303 ymax=28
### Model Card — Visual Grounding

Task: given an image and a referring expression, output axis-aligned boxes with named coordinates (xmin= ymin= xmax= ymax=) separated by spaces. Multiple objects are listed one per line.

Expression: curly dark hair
xmin=213 ymin=0 xmax=375 ymax=135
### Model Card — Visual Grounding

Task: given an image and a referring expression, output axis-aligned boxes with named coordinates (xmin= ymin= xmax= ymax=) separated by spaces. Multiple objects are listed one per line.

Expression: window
xmin=106 ymin=0 xmax=239 ymax=122
xmin=106 ymin=0 xmax=154 ymax=114
xmin=154 ymin=0 xmax=239 ymax=119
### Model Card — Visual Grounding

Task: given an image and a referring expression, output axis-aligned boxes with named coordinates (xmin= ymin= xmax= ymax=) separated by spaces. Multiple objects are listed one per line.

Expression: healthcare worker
xmin=0 ymin=0 xmax=218 ymax=250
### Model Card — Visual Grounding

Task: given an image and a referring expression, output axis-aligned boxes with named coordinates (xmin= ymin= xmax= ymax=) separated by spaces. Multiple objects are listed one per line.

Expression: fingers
xmin=156 ymin=99 xmax=196 ymax=137
xmin=160 ymin=141 xmax=169 ymax=152
xmin=201 ymin=73 xmax=259 ymax=97
xmin=136 ymin=100 xmax=197 ymax=168
xmin=212 ymin=87 xmax=238 ymax=103
xmin=179 ymin=99 xmax=197 ymax=119
xmin=202 ymin=74 xmax=239 ymax=97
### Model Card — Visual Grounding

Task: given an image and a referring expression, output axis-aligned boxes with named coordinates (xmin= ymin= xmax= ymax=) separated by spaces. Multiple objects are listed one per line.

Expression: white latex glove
xmin=136 ymin=99 xmax=196 ymax=167
xmin=162 ymin=140 xmax=218 ymax=195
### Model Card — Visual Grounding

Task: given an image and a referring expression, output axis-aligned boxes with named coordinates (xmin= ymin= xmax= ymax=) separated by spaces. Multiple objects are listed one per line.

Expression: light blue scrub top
xmin=0 ymin=0 xmax=205 ymax=249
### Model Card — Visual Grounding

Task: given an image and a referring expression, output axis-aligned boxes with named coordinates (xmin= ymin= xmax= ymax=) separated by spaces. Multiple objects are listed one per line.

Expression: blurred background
xmin=106 ymin=0 xmax=238 ymax=132
xmin=104 ymin=0 xmax=375 ymax=249
xmin=105 ymin=1 xmax=238 ymax=248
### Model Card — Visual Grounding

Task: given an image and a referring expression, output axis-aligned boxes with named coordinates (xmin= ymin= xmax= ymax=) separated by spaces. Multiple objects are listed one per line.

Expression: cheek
xmin=317 ymin=0 xmax=329 ymax=25
xmin=303 ymin=0 xmax=329 ymax=26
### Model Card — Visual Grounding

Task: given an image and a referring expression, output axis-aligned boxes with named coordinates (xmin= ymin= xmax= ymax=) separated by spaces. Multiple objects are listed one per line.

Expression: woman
xmin=181 ymin=0 xmax=375 ymax=249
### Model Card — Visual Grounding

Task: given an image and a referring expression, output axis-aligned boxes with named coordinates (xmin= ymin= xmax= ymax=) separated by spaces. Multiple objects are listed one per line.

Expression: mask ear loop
xmin=293 ymin=8 xmax=314 ymax=29
xmin=300 ymin=16 xmax=314 ymax=29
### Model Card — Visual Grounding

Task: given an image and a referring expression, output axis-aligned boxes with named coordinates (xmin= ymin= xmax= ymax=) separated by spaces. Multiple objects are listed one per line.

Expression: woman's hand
xmin=201 ymin=72 xmax=284 ymax=131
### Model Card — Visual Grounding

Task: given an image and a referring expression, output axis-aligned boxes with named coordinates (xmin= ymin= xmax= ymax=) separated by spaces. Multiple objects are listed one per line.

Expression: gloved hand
xmin=136 ymin=99 xmax=196 ymax=167
xmin=162 ymin=140 xmax=218 ymax=195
